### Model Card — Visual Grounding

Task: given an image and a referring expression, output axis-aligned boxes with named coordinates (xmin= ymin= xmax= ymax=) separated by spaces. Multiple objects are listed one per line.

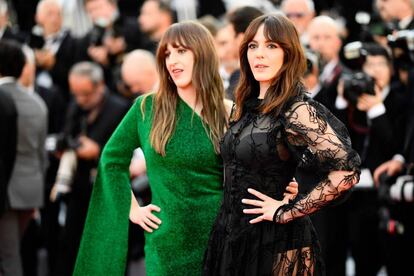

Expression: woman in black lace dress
xmin=203 ymin=14 xmax=361 ymax=276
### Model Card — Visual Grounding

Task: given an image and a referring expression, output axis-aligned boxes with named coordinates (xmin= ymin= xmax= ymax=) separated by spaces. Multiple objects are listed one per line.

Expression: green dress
xmin=74 ymin=94 xmax=223 ymax=275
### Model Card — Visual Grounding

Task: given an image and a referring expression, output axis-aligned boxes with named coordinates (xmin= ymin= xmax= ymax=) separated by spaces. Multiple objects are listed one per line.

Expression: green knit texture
xmin=74 ymin=94 xmax=223 ymax=276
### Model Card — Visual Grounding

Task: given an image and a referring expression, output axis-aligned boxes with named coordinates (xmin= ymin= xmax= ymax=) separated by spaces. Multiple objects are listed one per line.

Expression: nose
xmin=167 ymin=52 xmax=178 ymax=67
xmin=255 ymin=45 xmax=264 ymax=59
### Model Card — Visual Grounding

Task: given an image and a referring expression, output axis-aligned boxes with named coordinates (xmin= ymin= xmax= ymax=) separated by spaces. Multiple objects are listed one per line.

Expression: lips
xmin=254 ymin=64 xmax=268 ymax=68
xmin=171 ymin=68 xmax=183 ymax=78
xmin=253 ymin=64 xmax=269 ymax=72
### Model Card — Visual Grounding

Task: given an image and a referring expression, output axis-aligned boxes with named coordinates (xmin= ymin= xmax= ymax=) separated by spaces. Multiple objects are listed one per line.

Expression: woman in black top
xmin=203 ymin=14 xmax=361 ymax=276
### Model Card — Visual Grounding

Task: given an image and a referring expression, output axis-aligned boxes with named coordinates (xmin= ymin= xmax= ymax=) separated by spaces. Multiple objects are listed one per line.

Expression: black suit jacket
xmin=345 ymin=83 xmax=408 ymax=172
xmin=62 ymin=91 xmax=129 ymax=193
xmin=45 ymin=31 xmax=78 ymax=101
xmin=0 ymin=27 xmax=26 ymax=43
xmin=403 ymin=108 xmax=414 ymax=163
xmin=0 ymin=87 xmax=17 ymax=216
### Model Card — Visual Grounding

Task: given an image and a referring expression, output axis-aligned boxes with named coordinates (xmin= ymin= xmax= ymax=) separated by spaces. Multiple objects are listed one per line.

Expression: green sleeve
xmin=73 ymin=97 xmax=144 ymax=275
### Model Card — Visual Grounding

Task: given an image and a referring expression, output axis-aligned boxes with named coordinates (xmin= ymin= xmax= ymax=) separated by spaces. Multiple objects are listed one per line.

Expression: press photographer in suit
xmin=320 ymin=42 xmax=409 ymax=276
xmin=51 ymin=61 xmax=129 ymax=276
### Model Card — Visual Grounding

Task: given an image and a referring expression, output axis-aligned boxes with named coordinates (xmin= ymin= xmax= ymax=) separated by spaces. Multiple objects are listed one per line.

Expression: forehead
xmin=250 ymin=24 xmax=275 ymax=42
xmin=282 ymin=0 xmax=310 ymax=12
xmin=366 ymin=55 xmax=388 ymax=62
xmin=142 ymin=0 xmax=158 ymax=12
xmin=309 ymin=21 xmax=337 ymax=36
xmin=69 ymin=74 xmax=93 ymax=86
xmin=39 ymin=2 xmax=61 ymax=13
xmin=216 ymin=25 xmax=235 ymax=40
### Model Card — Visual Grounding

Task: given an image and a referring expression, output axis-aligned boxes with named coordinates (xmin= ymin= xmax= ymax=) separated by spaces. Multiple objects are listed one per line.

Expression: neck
xmin=177 ymin=85 xmax=197 ymax=105
xmin=177 ymin=85 xmax=202 ymax=115
xmin=258 ymin=82 xmax=270 ymax=99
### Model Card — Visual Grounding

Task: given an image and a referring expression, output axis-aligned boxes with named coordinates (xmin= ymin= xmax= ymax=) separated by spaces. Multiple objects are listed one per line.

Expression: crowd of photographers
xmin=0 ymin=0 xmax=413 ymax=275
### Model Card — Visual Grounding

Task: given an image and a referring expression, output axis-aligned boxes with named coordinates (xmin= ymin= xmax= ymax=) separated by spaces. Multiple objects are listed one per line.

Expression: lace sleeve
xmin=276 ymin=98 xmax=361 ymax=223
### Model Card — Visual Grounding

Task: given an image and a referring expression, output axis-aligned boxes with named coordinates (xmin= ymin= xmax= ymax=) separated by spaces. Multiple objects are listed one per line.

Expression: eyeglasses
xmin=120 ymin=80 xmax=133 ymax=92
xmin=286 ymin=12 xmax=307 ymax=19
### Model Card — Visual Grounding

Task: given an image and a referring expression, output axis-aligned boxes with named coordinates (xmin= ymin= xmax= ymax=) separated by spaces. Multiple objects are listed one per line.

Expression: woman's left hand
xmin=242 ymin=188 xmax=289 ymax=224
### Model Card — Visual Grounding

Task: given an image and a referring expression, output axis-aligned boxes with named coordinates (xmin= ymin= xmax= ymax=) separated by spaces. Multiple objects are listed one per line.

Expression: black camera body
xmin=341 ymin=41 xmax=376 ymax=106
xmin=377 ymin=173 xmax=406 ymax=235
xmin=89 ymin=24 xmax=106 ymax=47
xmin=304 ymin=49 xmax=319 ymax=77
xmin=342 ymin=72 xmax=375 ymax=106
xmin=89 ymin=17 xmax=124 ymax=47
xmin=387 ymin=30 xmax=414 ymax=71
xmin=27 ymin=25 xmax=45 ymax=49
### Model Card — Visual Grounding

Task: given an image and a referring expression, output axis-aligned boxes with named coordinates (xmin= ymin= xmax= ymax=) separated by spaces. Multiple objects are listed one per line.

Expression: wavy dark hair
xmin=233 ymin=13 xmax=307 ymax=120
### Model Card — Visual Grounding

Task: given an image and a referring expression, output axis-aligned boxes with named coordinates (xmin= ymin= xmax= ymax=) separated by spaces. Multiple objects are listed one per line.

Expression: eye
xmin=164 ymin=51 xmax=170 ymax=58
xmin=267 ymin=43 xmax=278 ymax=49
xmin=248 ymin=43 xmax=257 ymax=49
xmin=178 ymin=48 xmax=187 ymax=54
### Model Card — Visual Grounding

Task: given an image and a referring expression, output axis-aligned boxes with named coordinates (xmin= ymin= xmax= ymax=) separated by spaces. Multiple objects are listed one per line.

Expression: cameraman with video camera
xmin=334 ymin=42 xmax=409 ymax=275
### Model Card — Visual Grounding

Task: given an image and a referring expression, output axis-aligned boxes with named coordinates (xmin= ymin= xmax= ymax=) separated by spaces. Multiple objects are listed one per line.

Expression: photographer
xmin=32 ymin=0 xmax=78 ymax=100
xmin=376 ymin=0 xmax=414 ymax=31
xmin=52 ymin=62 xmax=128 ymax=276
xmin=373 ymin=107 xmax=414 ymax=275
xmin=307 ymin=15 xmax=345 ymax=112
xmin=76 ymin=0 xmax=147 ymax=91
xmin=334 ymin=42 xmax=408 ymax=275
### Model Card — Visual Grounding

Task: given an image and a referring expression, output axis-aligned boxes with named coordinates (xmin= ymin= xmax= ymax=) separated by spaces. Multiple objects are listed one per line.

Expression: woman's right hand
xmin=129 ymin=204 xmax=162 ymax=233
xmin=130 ymin=192 xmax=162 ymax=232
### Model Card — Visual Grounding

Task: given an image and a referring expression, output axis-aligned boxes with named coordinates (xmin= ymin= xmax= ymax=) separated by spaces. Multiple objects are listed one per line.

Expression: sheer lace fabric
xmin=203 ymin=91 xmax=360 ymax=276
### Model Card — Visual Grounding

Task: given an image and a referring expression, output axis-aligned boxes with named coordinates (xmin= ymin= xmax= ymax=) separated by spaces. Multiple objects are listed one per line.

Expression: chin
xmin=253 ymin=75 xmax=272 ymax=82
xmin=175 ymin=81 xmax=192 ymax=89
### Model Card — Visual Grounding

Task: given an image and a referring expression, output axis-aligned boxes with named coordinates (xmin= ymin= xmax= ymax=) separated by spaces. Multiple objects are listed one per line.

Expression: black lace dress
xmin=203 ymin=91 xmax=361 ymax=276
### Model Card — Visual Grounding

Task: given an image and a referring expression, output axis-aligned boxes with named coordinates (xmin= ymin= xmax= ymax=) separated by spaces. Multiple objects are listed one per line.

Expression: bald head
xmin=36 ymin=0 xmax=62 ymax=35
xmin=307 ymin=15 xmax=342 ymax=62
xmin=121 ymin=50 xmax=158 ymax=95
xmin=281 ymin=0 xmax=315 ymax=35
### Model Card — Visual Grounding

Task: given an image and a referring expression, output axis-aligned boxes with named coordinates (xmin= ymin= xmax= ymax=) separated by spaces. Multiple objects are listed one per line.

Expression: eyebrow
xmin=249 ymin=39 xmax=277 ymax=43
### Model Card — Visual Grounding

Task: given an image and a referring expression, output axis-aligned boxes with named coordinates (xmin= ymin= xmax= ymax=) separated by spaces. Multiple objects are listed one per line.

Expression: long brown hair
xmin=233 ymin=13 xmax=306 ymax=120
xmin=149 ymin=21 xmax=227 ymax=156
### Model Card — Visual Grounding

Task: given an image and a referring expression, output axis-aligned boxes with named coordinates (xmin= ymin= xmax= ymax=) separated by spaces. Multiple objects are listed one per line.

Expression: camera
xmin=89 ymin=16 xmax=124 ymax=47
xmin=342 ymin=72 xmax=375 ymax=106
xmin=89 ymin=24 xmax=106 ymax=47
xmin=27 ymin=25 xmax=45 ymax=49
xmin=387 ymin=30 xmax=414 ymax=71
xmin=377 ymin=173 xmax=405 ymax=235
xmin=341 ymin=41 xmax=376 ymax=106
xmin=304 ymin=49 xmax=319 ymax=77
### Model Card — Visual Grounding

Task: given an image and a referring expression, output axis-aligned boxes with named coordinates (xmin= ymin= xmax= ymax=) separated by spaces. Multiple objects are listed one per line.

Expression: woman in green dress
xmin=74 ymin=21 xmax=296 ymax=276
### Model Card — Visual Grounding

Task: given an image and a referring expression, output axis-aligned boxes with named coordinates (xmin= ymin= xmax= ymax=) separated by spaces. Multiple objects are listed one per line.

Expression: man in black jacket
xmin=325 ymin=43 xmax=409 ymax=276
xmin=52 ymin=61 xmax=129 ymax=276
xmin=34 ymin=0 xmax=78 ymax=102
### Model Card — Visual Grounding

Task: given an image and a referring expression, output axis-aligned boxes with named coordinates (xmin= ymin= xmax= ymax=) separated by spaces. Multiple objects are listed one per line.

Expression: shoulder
xmin=223 ymin=98 xmax=234 ymax=118
xmin=30 ymin=92 xmax=48 ymax=115
xmin=284 ymin=91 xmax=330 ymax=119
xmin=134 ymin=93 xmax=155 ymax=110
xmin=129 ymin=93 xmax=156 ymax=120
